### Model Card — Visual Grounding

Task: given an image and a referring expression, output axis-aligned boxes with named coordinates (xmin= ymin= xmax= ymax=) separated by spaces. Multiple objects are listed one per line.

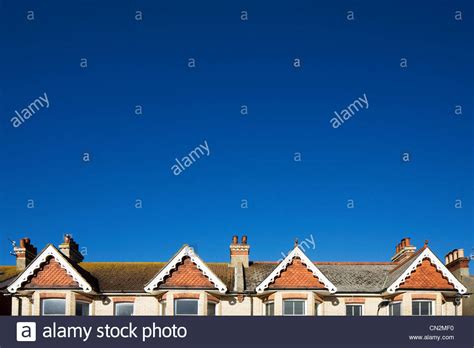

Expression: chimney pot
xmin=229 ymin=235 xmax=250 ymax=268
xmin=448 ymin=252 xmax=453 ymax=264
xmin=445 ymin=248 xmax=469 ymax=277
xmin=391 ymin=237 xmax=416 ymax=263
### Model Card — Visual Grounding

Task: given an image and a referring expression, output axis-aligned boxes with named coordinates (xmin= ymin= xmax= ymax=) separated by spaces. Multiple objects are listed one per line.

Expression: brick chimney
xmin=14 ymin=238 xmax=37 ymax=270
xmin=230 ymin=235 xmax=250 ymax=268
xmin=59 ymin=234 xmax=84 ymax=263
xmin=391 ymin=237 xmax=416 ymax=263
xmin=445 ymin=249 xmax=469 ymax=279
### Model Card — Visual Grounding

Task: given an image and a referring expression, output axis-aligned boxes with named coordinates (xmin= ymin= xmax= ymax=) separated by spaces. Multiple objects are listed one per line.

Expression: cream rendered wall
xmin=220 ymin=296 xmax=252 ymax=315
xmin=94 ymin=298 xmax=113 ymax=315
xmin=321 ymin=296 xmax=383 ymax=316
xmin=9 ymin=290 xmax=464 ymax=316
xmin=11 ymin=297 xmax=19 ymax=316
xmin=11 ymin=296 xmax=32 ymax=316
xmin=134 ymin=296 xmax=159 ymax=315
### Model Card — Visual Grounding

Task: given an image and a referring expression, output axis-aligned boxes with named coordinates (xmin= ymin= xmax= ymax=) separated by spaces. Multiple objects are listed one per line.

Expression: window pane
xmin=115 ymin=303 xmax=134 ymax=316
xmin=207 ymin=302 xmax=216 ymax=316
xmin=283 ymin=301 xmax=293 ymax=315
xmin=420 ymin=302 xmax=431 ymax=316
xmin=294 ymin=301 xmax=305 ymax=315
xmin=42 ymin=299 xmax=66 ymax=316
xmin=76 ymin=302 xmax=90 ymax=316
xmin=390 ymin=302 xmax=401 ymax=316
xmin=412 ymin=301 xmax=431 ymax=316
xmin=283 ymin=300 xmax=305 ymax=316
xmin=412 ymin=302 xmax=420 ymax=316
xmin=346 ymin=305 xmax=362 ymax=316
xmin=175 ymin=300 xmax=198 ymax=316
xmin=266 ymin=302 xmax=274 ymax=316
xmin=354 ymin=305 xmax=362 ymax=316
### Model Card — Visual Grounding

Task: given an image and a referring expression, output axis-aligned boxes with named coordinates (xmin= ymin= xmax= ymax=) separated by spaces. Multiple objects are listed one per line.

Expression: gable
xmin=269 ymin=257 xmax=326 ymax=289
xmin=23 ymin=257 xmax=80 ymax=289
xmin=399 ymin=259 xmax=454 ymax=290
xmin=144 ymin=245 xmax=227 ymax=293
xmin=159 ymin=257 xmax=214 ymax=289
xmin=387 ymin=247 xmax=467 ymax=294
xmin=256 ymin=246 xmax=337 ymax=293
xmin=8 ymin=244 xmax=93 ymax=293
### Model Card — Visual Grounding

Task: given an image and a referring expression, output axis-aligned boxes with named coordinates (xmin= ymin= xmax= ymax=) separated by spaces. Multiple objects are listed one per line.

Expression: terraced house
xmin=0 ymin=235 xmax=471 ymax=316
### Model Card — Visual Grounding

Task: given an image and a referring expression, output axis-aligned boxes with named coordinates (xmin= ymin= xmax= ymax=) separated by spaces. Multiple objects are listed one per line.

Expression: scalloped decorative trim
xmin=144 ymin=245 xmax=227 ymax=293
xmin=387 ymin=248 xmax=467 ymax=294
xmin=7 ymin=245 xmax=92 ymax=293
xmin=256 ymin=246 xmax=337 ymax=294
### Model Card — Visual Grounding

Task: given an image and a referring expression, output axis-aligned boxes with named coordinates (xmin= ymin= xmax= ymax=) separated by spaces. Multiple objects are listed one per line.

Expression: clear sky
xmin=0 ymin=1 xmax=472 ymax=268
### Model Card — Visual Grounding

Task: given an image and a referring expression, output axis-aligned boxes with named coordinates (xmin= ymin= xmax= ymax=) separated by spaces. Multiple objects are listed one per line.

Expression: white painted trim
xmin=282 ymin=299 xmax=307 ymax=316
xmin=7 ymin=244 xmax=93 ymax=293
xmin=411 ymin=299 xmax=435 ymax=316
xmin=387 ymin=248 xmax=467 ymax=294
xmin=144 ymin=245 xmax=227 ymax=294
xmin=255 ymin=246 xmax=337 ymax=294
xmin=346 ymin=303 xmax=364 ymax=316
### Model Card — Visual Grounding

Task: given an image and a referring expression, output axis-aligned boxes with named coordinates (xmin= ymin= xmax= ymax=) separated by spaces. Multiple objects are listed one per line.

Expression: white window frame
xmin=114 ymin=302 xmax=134 ymax=316
xmin=389 ymin=301 xmax=401 ymax=316
xmin=282 ymin=299 xmax=306 ymax=316
xmin=346 ymin=304 xmax=364 ymax=316
xmin=412 ymin=300 xmax=434 ymax=316
xmin=174 ymin=299 xmax=199 ymax=316
xmin=207 ymin=301 xmax=217 ymax=316
xmin=265 ymin=301 xmax=275 ymax=316
xmin=41 ymin=298 xmax=66 ymax=316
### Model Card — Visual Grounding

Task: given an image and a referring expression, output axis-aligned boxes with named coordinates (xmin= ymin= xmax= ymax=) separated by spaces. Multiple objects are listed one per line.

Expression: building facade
xmin=0 ymin=235 xmax=471 ymax=316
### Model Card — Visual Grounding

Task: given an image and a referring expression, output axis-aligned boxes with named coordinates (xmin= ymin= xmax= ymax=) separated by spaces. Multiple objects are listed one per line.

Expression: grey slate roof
xmin=317 ymin=264 xmax=394 ymax=292
xmin=244 ymin=262 xmax=398 ymax=293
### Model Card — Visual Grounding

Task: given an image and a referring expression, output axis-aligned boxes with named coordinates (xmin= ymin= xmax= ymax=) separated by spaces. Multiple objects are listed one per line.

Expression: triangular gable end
xmin=7 ymin=244 xmax=93 ymax=293
xmin=387 ymin=248 xmax=467 ymax=294
xmin=144 ymin=245 xmax=227 ymax=294
xmin=256 ymin=246 xmax=337 ymax=294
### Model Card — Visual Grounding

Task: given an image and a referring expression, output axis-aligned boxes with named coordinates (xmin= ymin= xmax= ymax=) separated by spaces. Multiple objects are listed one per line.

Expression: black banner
xmin=1 ymin=317 xmax=473 ymax=348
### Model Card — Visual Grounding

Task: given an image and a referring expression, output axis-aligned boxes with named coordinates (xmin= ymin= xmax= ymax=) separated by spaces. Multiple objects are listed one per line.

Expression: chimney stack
xmin=14 ymin=238 xmax=37 ymax=270
xmin=59 ymin=234 xmax=84 ymax=263
xmin=391 ymin=237 xmax=416 ymax=263
xmin=445 ymin=249 xmax=469 ymax=279
xmin=229 ymin=235 xmax=250 ymax=268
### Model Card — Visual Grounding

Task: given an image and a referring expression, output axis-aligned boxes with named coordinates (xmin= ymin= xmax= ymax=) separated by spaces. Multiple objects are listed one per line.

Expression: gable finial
xmin=294 ymin=238 xmax=298 ymax=248
xmin=424 ymin=240 xmax=429 ymax=247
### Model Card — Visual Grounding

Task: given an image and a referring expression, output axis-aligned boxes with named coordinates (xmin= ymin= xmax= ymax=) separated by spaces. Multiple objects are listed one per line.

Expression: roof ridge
xmin=389 ymin=246 xmax=427 ymax=273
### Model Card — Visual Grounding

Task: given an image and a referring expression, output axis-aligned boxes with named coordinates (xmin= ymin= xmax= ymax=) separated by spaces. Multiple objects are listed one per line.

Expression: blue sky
xmin=0 ymin=1 xmax=472 ymax=267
